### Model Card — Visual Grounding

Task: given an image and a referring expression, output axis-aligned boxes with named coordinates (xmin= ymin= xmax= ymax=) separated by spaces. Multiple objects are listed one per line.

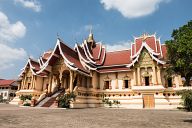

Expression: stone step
xmin=9 ymin=96 xmax=20 ymax=105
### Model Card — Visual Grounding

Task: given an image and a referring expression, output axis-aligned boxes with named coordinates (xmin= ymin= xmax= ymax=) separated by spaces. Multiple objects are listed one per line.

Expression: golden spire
xmin=87 ymin=25 xmax=95 ymax=45
xmin=142 ymin=32 xmax=149 ymax=41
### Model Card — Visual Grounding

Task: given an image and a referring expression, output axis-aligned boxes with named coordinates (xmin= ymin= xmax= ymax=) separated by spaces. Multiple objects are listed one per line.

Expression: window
xmin=27 ymin=83 xmax=31 ymax=89
xmin=125 ymin=80 xmax=129 ymax=88
xmin=104 ymin=81 xmax=109 ymax=89
xmin=4 ymin=92 xmax=7 ymax=97
xmin=168 ymin=78 xmax=172 ymax=87
xmin=145 ymin=77 xmax=149 ymax=86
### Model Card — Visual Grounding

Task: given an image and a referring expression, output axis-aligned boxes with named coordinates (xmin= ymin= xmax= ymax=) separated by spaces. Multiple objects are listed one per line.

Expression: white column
xmin=152 ymin=66 xmax=157 ymax=85
xmin=157 ymin=66 xmax=162 ymax=85
xmin=69 ymin=71 xmax=74 ymax=92
xmin=133 ymin=69 xmax=136 ymax=86
xmin=137 ymin=67 xmax=141 ymax=86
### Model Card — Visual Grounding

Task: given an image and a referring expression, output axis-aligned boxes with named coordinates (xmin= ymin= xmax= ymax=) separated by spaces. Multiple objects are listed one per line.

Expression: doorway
xmin=145 ymin=77 xmax=149 ymax=86
xmin=143 ymin=94 xmax=155 ymax=108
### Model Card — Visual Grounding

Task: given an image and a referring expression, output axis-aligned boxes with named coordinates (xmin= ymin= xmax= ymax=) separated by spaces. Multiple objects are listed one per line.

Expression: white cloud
xmin=0 ymin=11 xmax=27 ymax=71
xmin=0 ymin=11 xmax=26 ymax=42
xmin=0 ymin=43 xmax=27 ymax=71
xmin=14 ymin=0 xmax=41 ymax=12
xmin=100 ymin=0 xmax=170 ymax=18
xmin=105 ymin=41 xmax=131 ymax=52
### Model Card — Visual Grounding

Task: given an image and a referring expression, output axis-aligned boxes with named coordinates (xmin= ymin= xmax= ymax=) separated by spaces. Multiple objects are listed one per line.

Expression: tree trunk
xmin=184 ymin=75 xmax=191 ymax=87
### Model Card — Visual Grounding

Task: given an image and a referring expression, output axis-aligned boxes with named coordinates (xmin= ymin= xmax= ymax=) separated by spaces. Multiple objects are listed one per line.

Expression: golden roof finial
xmin=142 ymin=32 xmax=148 ymax=41
xmin=88 ymin=25 xmax=95 ymax=43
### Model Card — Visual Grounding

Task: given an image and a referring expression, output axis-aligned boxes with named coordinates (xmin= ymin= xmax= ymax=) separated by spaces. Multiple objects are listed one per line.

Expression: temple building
xmin=10 ymin=32 xmax=191 ymax=108
xmin=0 ymin=79 xmax=18 ymax=101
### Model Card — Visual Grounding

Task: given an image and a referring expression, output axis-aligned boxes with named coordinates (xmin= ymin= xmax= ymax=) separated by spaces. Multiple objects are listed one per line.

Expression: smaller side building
xmin=0 ymin=79 xmax=18 ymax=101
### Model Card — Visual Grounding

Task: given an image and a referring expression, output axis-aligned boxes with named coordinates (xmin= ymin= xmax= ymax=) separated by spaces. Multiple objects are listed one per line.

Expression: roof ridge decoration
xmin=132 ymin=41 xmax=160 ymax=59
xmin=95 ymin=42 xmax=102 ymax=60
xmin=19 ymin=58 xmax=38 ymax=76
xmin=82 ymin=41 xmax=96 ymax=64
xmin=127 ymin=41 xmax=166 ymax=68
xmin=75 ymin=43 xmax=97 ymax=71
xmin=84 ymin=40 xmax=94 ymax=59
xmin=36 ymin=39 xmax=77 ymax=74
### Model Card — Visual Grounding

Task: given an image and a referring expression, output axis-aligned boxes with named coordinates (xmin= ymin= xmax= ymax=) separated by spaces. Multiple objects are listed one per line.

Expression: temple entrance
xmin=143 ymin=94 xmax=155 ymax=108
xmin=62 ymin=70 xmax=70 ymax=90
xmin=145 ymin=77 xmax=149 ymax=86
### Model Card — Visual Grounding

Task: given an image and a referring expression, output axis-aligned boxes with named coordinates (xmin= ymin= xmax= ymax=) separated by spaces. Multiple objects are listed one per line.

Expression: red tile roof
xmin=59 ymin=41 xmax=89 ymax=73
xmin=103 ymin=49 xmax=131 ymax=66
xmin=0 ymin=80 xmax=15 ymax=87
xmin=42 ymin=51 xmax=52 ymax=60
xmin=92 ymin=43 xmax=101 ymax=60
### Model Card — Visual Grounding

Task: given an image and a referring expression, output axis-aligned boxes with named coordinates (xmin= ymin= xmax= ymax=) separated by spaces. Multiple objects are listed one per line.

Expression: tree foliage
xmin=165 ymin=20 xmax=192 ymax=86
xmin=177 ymin=90 xmax=192 ymax=111
xmin=58 ymin=92 xmax=76 ymax=108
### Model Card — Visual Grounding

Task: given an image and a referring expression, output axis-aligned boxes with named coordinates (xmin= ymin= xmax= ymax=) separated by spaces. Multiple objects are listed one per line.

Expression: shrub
xmin=102 ymin=93 xmax=120 ymax=108
xmin=23 ymin=103 xmax=31 ymax=106
xmin=0 ymin=95 xmax=3 ymax=103
xmin=19 ymin=94 xmax=32 ymax=101
xmin=177 ymin=90 xmax=192 ymax=111
xmin=58 ymin=92 xmax=76 ymax=108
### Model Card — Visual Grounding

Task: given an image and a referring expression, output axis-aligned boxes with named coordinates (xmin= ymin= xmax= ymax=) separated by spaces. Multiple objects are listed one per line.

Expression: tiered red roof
xmin=19 ymin=33 xmax=168 ymax=77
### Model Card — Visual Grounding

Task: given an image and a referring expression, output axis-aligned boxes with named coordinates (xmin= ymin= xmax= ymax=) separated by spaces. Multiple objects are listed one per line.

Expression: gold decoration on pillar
xmin=141 ymin=70 xmax=152 ymax=86
xmin=103 ymin=75 xmax=111 ymax=90
xmin=122 ymin=74 xmax=131 ymax=89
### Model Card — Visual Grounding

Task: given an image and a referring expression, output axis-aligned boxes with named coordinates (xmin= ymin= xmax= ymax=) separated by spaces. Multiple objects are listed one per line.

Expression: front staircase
xmin=9 ymin=96 xmax=20 ymax=105
xmin=36 ymin=89 xmax=64 ymax=107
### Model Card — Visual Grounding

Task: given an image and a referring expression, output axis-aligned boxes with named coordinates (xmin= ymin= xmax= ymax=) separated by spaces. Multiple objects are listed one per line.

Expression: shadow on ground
xmin=183 ymin=119 xmax=192 ymax=123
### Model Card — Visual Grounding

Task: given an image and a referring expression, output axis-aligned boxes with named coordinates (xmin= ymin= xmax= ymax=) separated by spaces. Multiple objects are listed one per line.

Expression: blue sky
xmin=0 ymin=0 xmax=191 ymax=79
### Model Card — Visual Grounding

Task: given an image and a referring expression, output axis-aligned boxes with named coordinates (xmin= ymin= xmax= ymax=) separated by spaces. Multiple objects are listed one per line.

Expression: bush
xmin=102 ymin=93 xmax=120 ymax=108
xmin=58 ymin=92 xmax=76 ymax=108
xmin=23 ymin=102 xmax=31 ymax=106
xmin=102 ymin=98 xmax=120 ymax=107
xmin=177 ymin=90 xmax=192 ymax=111
xmin=0 ymin=95 xmax=3 ymax=103
xmin=19 ymin=94 xmax=32 ymax=101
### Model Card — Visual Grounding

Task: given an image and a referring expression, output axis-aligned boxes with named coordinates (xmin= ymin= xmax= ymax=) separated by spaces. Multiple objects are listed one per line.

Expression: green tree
xmin=165 ymin=20 xmax=192 ymax=86
xmin=177 ymin=90 xmax=192 ymax=111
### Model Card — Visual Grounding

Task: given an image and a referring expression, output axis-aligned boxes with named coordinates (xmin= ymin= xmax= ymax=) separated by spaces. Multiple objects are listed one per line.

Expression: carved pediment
xmin=103 ymin=75 xmax=111 ymax=81
xmin=52 ymin=56 xmax=68 ymax=73
xmin=137 ymin=49 xmax=153 ymax=67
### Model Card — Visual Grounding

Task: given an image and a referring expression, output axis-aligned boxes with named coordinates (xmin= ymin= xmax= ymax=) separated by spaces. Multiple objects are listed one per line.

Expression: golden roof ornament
xmin=142 ymin=33 xmax=149 ymax=41
xmin=87 ymin=25 xmax=96 ymax=47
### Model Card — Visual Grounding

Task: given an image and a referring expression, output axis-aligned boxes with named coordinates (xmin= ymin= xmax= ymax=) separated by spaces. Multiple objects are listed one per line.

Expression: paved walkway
xmin=0 ymin=104 xmax=192 ymax=128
